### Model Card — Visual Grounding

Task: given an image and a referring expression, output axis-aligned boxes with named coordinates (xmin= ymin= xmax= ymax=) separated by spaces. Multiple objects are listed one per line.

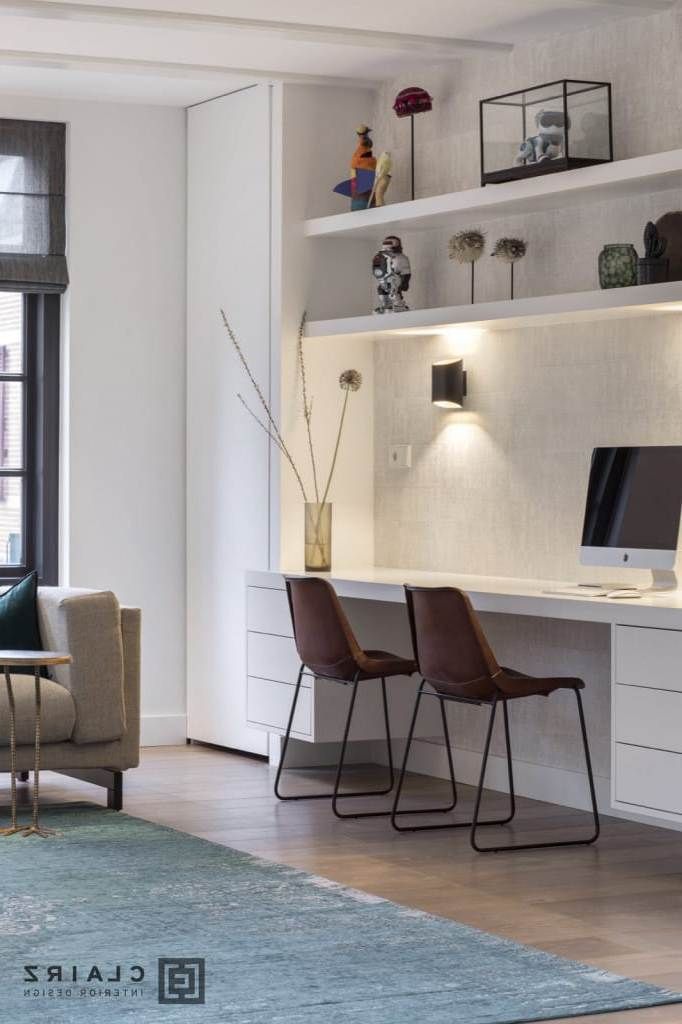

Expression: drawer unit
xmin=247 ymin=677 xmax=311 ymax=738
xmin=615 ymin=743 xmax=682 ymax=816
xmin=247 ymin=585 xmax=292 ymax=637
xmin=615 ymin=625 xmax=682 ymax=693
xmin=615 ymin=684 xmax=682 ymax=754
xmin=247 ymin=631 xmax=306 ymax=686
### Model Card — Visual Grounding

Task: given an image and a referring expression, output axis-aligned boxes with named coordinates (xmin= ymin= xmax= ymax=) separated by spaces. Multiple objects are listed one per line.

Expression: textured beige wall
xmin=373 ymin=4 xmax=682 ymax=582
xmin=369 ymin=5 xmax=682 ymax=795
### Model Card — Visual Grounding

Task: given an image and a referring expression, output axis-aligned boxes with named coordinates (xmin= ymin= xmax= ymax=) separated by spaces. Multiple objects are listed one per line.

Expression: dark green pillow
xmin=0 ymin=572 xmax=46 ymax=676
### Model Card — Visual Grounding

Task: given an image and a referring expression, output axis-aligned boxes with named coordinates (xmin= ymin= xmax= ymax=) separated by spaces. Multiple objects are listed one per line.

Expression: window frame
xmin=0 ymin=292 xmax=59 ymax=586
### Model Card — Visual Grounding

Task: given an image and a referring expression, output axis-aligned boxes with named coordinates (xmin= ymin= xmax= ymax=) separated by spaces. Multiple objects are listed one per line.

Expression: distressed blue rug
xmin=0 ymin=804 xmax=679 ymax=1023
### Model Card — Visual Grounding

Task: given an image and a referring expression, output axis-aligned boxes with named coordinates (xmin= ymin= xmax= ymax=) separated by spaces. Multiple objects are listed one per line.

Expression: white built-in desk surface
xmin=246 ymin=567 xmax=682 ymax=630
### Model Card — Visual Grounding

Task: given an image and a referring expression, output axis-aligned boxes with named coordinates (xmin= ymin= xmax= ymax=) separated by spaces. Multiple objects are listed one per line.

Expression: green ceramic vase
xmin=598 ymin=244 xmax=638 ymax=289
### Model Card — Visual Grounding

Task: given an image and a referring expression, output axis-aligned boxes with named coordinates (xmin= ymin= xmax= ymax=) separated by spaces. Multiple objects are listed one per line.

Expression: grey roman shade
xmin=0 ymin=119 xmax=68 ymax=293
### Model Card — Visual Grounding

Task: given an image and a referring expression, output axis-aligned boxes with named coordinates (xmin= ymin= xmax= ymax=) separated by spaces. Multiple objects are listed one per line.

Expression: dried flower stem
xmin=320 ymin=386 xmax=351 ymax=508
xmin=297 ymin=311 xmax=319 ymax=502
xmin=237 ymin=395 xmax=308 ymax=501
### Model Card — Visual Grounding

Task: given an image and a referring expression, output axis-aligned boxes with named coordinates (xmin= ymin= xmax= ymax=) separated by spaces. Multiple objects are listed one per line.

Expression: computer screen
xmin=581 ymin=446 xmax=682 ymax=552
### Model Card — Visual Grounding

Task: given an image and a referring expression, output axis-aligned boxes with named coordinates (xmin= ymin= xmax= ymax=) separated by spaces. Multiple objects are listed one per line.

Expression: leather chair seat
xmin=497 ymin=667 xmax=585 ymax=699
xmin=356 ymin=650 xmax=417 ymax=680
xmin=0 ymin=676 xmax=76 ymax=746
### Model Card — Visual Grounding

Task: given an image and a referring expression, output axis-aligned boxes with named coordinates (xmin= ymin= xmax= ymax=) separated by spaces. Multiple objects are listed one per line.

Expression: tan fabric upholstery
xmin=0 ymin=675 xmax=76 ymax=745
xmin=37 ymin=588 xmax=125 ymax=744
xmin=0 ymin=591 xmax=141 ymax=775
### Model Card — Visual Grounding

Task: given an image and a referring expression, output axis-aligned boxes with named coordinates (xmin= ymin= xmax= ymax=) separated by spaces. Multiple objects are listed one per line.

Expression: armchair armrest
xmin=118 ymin=606 xmax=141 ymax=768
xmin=37 ymin=588 xmax=126 ymax=744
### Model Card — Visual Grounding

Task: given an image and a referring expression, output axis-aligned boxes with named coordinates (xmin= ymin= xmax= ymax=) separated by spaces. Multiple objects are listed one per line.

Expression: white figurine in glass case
xmin=514 ymin=109 xmax=569 ymax=166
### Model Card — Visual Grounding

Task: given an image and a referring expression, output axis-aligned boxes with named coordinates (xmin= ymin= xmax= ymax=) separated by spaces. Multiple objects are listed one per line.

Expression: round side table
xmin=1 ymin=651 xmax=72 ymax=838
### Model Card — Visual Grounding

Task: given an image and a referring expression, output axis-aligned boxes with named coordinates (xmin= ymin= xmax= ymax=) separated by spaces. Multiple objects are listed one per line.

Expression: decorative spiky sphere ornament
xmin=491 ymin=237 xmax=527 ymax=264
xmin=448 ymin=229 xmax=486 ymax=264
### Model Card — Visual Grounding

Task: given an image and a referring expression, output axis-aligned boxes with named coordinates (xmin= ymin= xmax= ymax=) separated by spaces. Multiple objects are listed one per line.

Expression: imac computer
xmin=580 ymin=445 xmax=682 ymax=593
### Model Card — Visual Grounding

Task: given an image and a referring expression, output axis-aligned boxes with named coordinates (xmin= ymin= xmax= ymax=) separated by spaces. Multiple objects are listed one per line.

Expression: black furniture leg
xmin=471 ymin=690 xmax=600 ymax=853
xmin=108 ymin=772 xmax=123 ymax=811
xmin=275 ymin=667 xmax=396 ymax=811
xmin=332 ymin=674 xmax=398 ymax=819
xmin=391 ymin=685 xmax=514 ymax=832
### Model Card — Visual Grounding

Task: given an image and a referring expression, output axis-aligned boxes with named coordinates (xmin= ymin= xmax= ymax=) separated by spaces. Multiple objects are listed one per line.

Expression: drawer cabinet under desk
xmin=245 ymin=585 xmax=407 ymax=744
xmin=613 ymin=624 xmax=682 ymax=823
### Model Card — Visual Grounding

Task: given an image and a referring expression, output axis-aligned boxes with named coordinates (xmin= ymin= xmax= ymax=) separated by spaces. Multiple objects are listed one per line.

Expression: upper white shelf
xmin=305 ymin=281 xmax=682 ymax=340
xmin=304 ymin=149 xmax=682 ymax=241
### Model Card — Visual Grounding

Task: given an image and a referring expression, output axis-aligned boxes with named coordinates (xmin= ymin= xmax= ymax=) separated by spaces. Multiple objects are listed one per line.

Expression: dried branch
xmin=237 ymin=395 xmax=308 ymax=502
xmin=222 ymin=309 xmax=308 ymax=501
xmin=297 ymin=311 xmax=319 ymax=502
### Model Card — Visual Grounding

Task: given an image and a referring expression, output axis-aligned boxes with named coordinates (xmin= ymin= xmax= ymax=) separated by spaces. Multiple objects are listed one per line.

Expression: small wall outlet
xmin=388 ymin=444 xmax=412 ymax=469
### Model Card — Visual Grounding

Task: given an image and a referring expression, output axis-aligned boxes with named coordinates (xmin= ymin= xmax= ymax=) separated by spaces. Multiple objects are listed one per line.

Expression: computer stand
xmin=646 ymin=569 xmax=679 ymax=593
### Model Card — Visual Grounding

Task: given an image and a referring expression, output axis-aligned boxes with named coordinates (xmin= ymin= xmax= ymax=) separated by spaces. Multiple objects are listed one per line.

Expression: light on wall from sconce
xmin=432 ymin=358 xmax=467 ymax=409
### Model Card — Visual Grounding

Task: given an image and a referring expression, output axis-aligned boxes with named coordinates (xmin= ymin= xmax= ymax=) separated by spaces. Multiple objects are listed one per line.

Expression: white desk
xmin=245 ymin=568 xmax=682 ymax=829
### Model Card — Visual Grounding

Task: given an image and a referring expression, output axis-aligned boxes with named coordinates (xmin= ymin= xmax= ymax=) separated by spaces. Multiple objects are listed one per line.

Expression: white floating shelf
xmin=304 ymin=150 xmax=682 ymax=241
xmin=305 ymin=281 xmax=682 ymax=340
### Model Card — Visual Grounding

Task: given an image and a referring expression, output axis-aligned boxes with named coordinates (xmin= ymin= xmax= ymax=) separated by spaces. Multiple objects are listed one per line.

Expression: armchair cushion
xmin=0 ymin=675 xmax=75 ymax=745
xmin=37 ymin=589 xmax=125 ymax=745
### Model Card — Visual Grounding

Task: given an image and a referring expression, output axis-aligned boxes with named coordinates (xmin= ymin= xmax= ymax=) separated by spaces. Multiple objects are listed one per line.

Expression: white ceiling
xmin=0 ymin=0 xmax=673 ymax=106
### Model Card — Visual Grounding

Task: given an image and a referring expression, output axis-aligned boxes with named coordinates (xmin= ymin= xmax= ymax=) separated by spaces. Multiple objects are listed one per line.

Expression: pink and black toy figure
xmin=393 ymin=86 xmax=433 ymax=200
xmin=372 ymin=235 xmax=411 ymax=314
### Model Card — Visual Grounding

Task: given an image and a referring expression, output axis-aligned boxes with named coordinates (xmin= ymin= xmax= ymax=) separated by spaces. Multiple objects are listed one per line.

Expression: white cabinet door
xmin=187 ymin=86 xmax=275 ymax=753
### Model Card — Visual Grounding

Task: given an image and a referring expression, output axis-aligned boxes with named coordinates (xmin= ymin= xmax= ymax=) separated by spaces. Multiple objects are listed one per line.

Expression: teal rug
xmin=0 ymin=804 xmax=679 ymax=1023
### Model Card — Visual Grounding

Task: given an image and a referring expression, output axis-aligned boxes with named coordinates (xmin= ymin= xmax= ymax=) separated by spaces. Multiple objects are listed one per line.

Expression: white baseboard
xmin=372 ymin=737 xmax=611 ymax=814
xmin=141 ymin=714 xmax=187 ymax=747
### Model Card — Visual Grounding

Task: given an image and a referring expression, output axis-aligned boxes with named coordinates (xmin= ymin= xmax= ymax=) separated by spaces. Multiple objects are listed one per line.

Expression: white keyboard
xmin=542 ymin=587 xmax=609 ymax=597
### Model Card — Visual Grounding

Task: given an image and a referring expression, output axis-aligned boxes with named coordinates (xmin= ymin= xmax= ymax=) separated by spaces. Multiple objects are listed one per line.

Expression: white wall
xmin=0 ymin=95 xmax=187 ymax=745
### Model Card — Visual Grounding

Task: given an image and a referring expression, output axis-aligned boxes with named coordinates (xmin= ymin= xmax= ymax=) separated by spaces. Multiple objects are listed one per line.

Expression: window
xmin=0 ymin=291 xmax=59 ymax=584
xmin=0 ymin=117 xmax=66 ymax=586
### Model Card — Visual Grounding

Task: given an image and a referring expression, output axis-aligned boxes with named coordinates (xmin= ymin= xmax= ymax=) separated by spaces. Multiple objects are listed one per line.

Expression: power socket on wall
xmin=388 ymin=444 xmax=412 ymax=469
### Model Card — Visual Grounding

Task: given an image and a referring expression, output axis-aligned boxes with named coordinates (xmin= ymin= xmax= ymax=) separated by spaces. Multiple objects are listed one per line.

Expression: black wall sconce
xmin=432 ymin=359 xmax=467 ymax=408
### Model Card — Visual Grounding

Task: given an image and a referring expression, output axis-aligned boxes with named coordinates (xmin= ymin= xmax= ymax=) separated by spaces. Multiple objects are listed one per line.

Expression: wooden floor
xmin=8 ymin=744 xmax=682 ymax=1024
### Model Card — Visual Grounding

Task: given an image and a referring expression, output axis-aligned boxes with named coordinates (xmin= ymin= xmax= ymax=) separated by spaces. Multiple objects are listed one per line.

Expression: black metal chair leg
xmin=332 ymin=674 xmax=398 ymax=819
xmin=274 ymin=666 xmax=331 ymax=801
xmin=276 ymin=667 xmax=397 ymax=811
xmin=471 ymin=689 xmax=601 ymax=854
xmin=391 ymin=687 xmax=511 ymax=833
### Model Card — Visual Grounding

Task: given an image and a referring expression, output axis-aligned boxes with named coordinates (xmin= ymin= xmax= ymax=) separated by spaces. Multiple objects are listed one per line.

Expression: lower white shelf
xmin=306 ymin=280 xmax=682 ymax=340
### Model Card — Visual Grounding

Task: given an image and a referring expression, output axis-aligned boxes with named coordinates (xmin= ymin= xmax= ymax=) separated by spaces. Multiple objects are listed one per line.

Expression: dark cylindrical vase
xmin=637 ymin=258 xmax=669 ymax=285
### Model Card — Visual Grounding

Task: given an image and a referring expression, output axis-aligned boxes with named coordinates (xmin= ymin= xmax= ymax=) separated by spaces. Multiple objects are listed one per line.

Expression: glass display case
xmin=479 ymin=80 xmax=612 ymax=186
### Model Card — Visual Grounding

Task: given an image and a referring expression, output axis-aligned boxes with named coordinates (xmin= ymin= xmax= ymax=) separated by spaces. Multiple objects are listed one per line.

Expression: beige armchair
xmin=0 ymin=587 xmax=140 ymax=809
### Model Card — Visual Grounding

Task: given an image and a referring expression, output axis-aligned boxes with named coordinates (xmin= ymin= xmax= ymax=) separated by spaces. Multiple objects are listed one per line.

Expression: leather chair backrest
xmin=405 ymin=586 xmax=501 ymax=699
xmin=285 ymin=577 xmax=362 ymax=680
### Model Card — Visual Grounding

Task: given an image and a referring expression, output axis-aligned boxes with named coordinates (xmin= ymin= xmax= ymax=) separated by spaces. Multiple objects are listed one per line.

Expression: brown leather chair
xmin=392 ymin=585 xmax=600 ymax=853
xmin=275 ymin=576 xmax=416 ymax=818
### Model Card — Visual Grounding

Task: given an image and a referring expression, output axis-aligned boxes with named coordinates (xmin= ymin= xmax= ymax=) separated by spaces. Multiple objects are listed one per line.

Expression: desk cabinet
xmin=613 ymin=625 xmax=682 ymax=823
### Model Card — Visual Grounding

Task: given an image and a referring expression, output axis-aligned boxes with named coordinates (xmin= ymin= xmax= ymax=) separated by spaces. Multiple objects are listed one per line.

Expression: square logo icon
xmin=158 ymin=958 xmax=206 ymax=1005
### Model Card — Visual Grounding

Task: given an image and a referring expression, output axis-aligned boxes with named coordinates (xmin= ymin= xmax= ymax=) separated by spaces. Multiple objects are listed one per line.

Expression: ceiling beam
xmin=0 ymin=46 xmax=380 ymax=89
xmin=0 ymin=0 xmax=513 ymax=55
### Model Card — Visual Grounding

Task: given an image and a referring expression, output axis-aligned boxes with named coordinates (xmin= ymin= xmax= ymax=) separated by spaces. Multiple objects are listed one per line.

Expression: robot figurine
xmin=514 ymin=109 xmax=569 ymax=167
xmin=372 ymin=235 xmax=411 ymax=314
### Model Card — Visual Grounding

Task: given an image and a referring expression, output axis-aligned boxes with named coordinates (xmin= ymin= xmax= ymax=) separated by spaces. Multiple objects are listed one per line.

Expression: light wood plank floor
xmin=6 ymin=744 xmax=682 ymax=1024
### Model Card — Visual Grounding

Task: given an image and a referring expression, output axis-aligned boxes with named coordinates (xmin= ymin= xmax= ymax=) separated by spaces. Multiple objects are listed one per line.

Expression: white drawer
xmin=615 ymin=743 xmax=682 ymax=816
xmin=246 ymin=676 xmax=311 ymax=737
xmin=247 ymin=631 xmax=308 ymax=685
xmin=615 ymin=625 xmax=682 ymax=693
xmin=615 ymin=684 xmax=682 ymax=754
xmin=247 ymin=585 xmax=292 ymax=637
